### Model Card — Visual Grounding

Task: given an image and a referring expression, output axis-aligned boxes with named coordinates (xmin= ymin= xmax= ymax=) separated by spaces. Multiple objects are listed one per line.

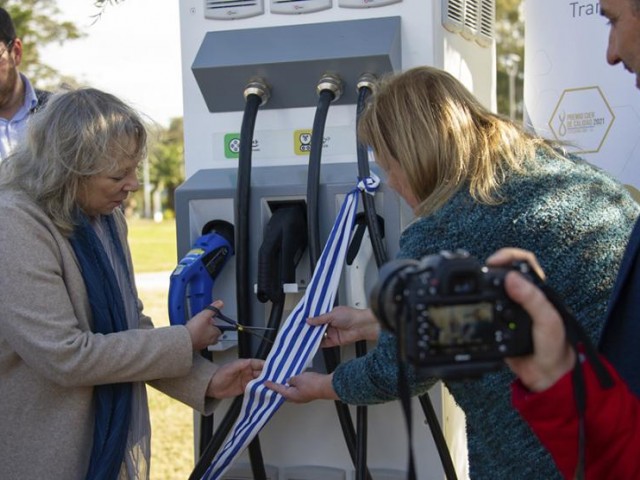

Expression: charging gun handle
xmin=169 ymin=261 xmax=203 ymax=325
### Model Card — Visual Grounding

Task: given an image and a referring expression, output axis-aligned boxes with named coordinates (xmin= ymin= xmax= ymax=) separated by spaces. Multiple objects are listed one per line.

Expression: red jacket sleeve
xmin=512 ymin=355 xmax=640 ymax=479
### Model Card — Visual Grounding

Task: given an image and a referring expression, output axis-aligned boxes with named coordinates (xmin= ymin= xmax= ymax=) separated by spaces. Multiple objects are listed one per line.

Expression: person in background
xmin=266 ymin=66 xmax=640 ymax=479
xmin=0 ymin=87 xmax=263 ymax=480
xmin=0 ymin=7 xmax=50 ymax=160
xmin=490 ymin=1 xmax=640 ymax=478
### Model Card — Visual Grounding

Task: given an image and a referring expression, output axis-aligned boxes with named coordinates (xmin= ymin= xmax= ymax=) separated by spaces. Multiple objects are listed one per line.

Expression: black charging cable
xmin=355 ymin=77 xmax=387 ymax=268
xmin=189 ymin=80 xmax=270 ymax=480
xmin=353 ymin=76 xmax=378 ymax=480
xmin=307 ymin=74 xmax=373 ymax=480
xmin=234 ymin=82 xmax=267 ymax=480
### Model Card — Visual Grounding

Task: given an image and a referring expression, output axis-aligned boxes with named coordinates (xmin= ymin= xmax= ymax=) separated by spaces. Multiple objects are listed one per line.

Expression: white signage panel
xmin=524 ymin=0 xmax=640 ymax=189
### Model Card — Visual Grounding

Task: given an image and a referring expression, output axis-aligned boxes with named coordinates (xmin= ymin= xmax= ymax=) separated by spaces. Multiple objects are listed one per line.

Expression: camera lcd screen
xmin=427 ymin=302 xmax=494 ymax=347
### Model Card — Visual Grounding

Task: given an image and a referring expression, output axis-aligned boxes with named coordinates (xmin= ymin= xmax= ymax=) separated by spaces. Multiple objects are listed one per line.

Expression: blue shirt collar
xmin=21 ymin=73 xmax=38 ymax=112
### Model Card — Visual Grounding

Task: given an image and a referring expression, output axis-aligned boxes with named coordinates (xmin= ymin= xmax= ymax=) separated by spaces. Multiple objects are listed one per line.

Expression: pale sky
xmin=40 ymin=0 xmax=183 ymax=127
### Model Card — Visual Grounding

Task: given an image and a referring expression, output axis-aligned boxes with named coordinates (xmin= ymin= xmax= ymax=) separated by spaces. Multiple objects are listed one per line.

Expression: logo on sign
xmin=548 ymin=86 xmax=614 ymax=154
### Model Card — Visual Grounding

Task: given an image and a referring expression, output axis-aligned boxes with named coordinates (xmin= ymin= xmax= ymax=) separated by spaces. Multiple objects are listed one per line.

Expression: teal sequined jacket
xmin=332 ymin=151 xmax=640 ymax=479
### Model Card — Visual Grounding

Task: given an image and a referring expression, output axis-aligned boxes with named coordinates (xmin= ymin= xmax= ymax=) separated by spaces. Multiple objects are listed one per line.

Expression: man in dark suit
xmin=596 ymin=0 xmax=640 ymax=395
xmin=495 ymin=1 xmax=640 ymax=477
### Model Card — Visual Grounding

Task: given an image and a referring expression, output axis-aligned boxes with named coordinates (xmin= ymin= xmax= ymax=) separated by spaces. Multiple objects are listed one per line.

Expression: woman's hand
xmin=265 ymin=372 xmax=339 ymax=403
xmin=185 ymin=300 xmax=224 ymax=351
xmin=207 ymin=358 xmax=265 ymax=399
xmin=308 ymin=306 xmax=380 ymax=347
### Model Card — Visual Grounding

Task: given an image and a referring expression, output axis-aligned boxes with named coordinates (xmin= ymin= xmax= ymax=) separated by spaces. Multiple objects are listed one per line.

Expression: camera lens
xmin=370 ymin=259 xmax=417 ymax=332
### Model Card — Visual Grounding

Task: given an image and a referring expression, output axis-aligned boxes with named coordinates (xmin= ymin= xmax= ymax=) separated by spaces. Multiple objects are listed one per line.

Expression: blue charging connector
xmin=168 ymin=220 xmax=235 ymax=325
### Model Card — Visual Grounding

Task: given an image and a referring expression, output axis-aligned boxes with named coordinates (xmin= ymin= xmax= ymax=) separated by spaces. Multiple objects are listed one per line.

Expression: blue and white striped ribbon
xmin=358 ymin=170 xmax=380 ymax=196
xmin=201 ymin=179 xmax=377 ymax=479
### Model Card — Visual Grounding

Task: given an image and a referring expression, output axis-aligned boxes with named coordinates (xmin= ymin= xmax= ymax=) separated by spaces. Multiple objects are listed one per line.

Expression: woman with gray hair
xmin=267 ymin=66 xmax=640 ymax=479
xmin=0 ymin=87 xmax=263 ymax=480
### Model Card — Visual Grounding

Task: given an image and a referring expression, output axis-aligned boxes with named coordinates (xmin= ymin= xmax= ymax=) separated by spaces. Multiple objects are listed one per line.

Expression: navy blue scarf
xmin=70 ymin=213 xmax=133 ymax=480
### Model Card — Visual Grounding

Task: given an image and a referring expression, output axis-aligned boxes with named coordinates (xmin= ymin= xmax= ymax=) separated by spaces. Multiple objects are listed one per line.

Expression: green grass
xmin=128 ymin=218 xmax=178 ymax=272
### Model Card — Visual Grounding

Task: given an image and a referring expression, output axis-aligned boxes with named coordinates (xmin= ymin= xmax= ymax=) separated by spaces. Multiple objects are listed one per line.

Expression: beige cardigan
xmin=0 ymin=189 xmax=218 ymax=479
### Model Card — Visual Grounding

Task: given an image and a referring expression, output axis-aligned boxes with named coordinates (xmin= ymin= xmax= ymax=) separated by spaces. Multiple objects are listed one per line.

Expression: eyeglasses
xmin=0 ymin=40 xmax=14 ymax=59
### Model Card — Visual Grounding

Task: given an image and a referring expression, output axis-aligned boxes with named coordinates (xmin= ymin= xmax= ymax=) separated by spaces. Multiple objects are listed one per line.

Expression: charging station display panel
xmin=338 ymin=0 xmax=401 ymax=8
xmin=270 ymin=0 xmax=331 ymax=14
xmin=204 ymin=0 xmax=264 ymax=19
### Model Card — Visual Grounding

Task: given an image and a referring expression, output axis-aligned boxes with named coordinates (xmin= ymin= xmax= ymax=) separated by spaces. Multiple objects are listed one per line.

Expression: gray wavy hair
xmin=0 ymin=87 xmax=147 ymax=236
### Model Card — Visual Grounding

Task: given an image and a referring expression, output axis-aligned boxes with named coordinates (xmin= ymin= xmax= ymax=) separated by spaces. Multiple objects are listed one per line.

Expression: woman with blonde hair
xmin=267 ymin=66 xmax=640 ymax=479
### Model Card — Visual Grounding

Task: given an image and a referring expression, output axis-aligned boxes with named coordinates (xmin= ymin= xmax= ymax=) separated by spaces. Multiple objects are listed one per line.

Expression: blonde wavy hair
xmin=358 ymin=66 xmax=561 ymax=216
xmin=0 ymin=87 xmax=147 ymax=236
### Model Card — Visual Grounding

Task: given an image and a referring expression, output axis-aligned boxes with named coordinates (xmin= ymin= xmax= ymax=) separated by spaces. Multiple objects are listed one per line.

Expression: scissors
xmin=205 ymin=305 xmax=275 ymax=344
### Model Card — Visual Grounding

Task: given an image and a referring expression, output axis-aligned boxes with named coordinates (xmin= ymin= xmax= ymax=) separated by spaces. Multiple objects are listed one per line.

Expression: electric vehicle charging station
xmin=176 ymin=1 xmax=496 ymax=478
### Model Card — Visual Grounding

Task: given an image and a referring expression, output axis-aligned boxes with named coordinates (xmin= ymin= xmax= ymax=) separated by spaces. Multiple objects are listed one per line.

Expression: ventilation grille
xmin=463 ymin=0 xmax=479 ymax=39
xmin=442 ymin=0 xmax=464 ymax=33
xmin=477 ymin=0 xmax=495 ymax=46
xmin=442 ymin=0 xmax=494 ymax=47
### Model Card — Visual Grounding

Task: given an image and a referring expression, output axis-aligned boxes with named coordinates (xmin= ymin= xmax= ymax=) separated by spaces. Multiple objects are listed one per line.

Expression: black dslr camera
xmin=370 ymin=250 xmax=535 ymax=379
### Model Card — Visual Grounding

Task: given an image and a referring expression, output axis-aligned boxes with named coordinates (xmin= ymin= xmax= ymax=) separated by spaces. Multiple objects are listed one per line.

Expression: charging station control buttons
xmin=204 ymin=0 xmax=265 ymax=20
xmin=270 ymin=0 xmax=331 ymax=14
xmin=294 ymin=130 xmax=312 ymax=155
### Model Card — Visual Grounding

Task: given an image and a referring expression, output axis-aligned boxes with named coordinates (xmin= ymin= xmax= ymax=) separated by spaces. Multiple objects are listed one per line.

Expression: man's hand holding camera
xmin=487 ymin=248 xmax=576 ymax=393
